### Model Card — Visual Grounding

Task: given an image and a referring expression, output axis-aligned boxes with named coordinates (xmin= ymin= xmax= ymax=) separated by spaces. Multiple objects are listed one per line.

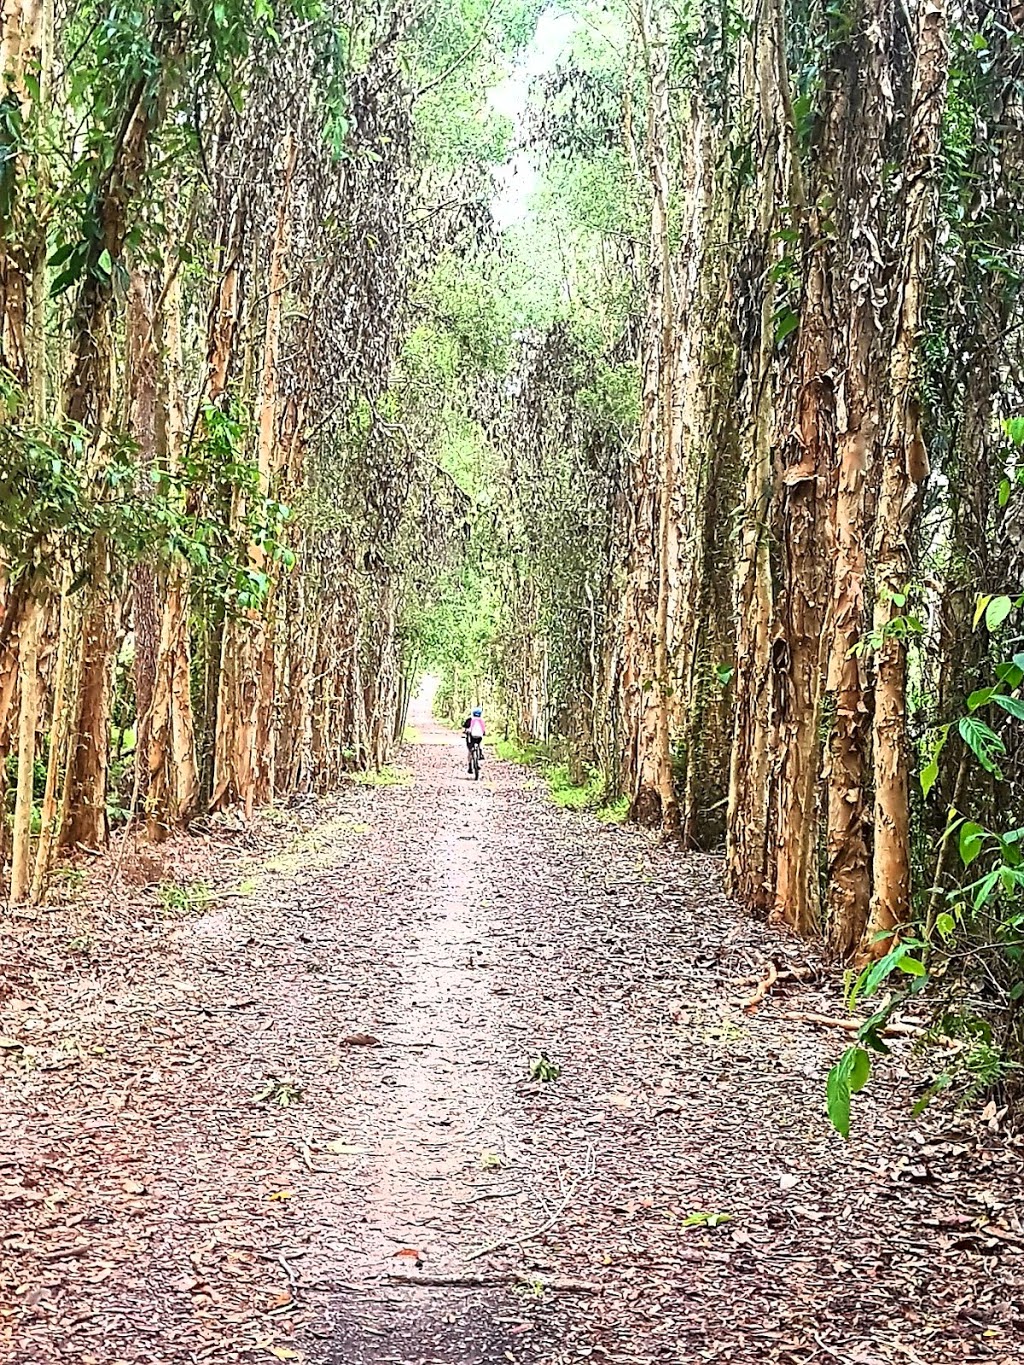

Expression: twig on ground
xmin=385 ymin=1271 xmax=600 ymax=1293
xmin=294 ymin=1138 xmax=334 ymax=1175
xmin=455 ymin=1187 xmax=522 ymax=1205
xmin=778 ymin=1010 xmax=920 ymax=1037
xmin=466 ymin=1185 xmax=577 ymax=1262
xmin=742 ymin=961 xmax=779 ymax=1011
xmin=277 ymin=1253 xmax=301 ymax=1291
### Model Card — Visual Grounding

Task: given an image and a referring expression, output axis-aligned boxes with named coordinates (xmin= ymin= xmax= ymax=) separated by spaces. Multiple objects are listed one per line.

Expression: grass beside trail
xmin=494 ymin=738 xmax=628 ymax=823
xmin=346 ymin=765 xmax=413 ymax=788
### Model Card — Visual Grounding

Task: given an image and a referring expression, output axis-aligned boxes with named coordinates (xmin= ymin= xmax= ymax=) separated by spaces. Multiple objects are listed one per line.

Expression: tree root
xmin=778 ymin=1010 xmax=920 ymax=1037
xmin=740 ymin=960 xmax=817 ymax=1011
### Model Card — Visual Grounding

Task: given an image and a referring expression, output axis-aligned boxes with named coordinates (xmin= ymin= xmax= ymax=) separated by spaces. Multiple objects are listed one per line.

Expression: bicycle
xmin=468 ymin=736 xmax=483 ymax=781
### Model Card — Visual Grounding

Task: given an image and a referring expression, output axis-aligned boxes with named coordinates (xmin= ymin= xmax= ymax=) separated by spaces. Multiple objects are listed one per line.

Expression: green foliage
xmin=0 ymin=378 xmax=290 ymax=612
xmin=528 ymin=1051 xmax=561 ymax=1082
xmin=345 ymin=766 xmax=412 ymax=787
xmin=494 ymin=737 xmax=547 ymax=765
xmin=157 ymin=881 xmax=213 ymax=917
xmin=826 ymin=1046 xmax=871 ymax=1140
xmin=254 ymin=1076 xmax=305 ymax=1107
xmin=832 ymin=598 xmax=1024 ymax=1135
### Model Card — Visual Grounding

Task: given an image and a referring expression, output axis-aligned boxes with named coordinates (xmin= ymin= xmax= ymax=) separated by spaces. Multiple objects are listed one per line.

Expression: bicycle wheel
xmin=471 ymin=743 xmax=481 ymax=780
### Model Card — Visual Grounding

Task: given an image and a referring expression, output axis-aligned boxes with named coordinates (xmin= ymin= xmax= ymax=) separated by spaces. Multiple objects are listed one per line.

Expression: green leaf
xmin=920 ymin=752 xmax=939 ymax=799
xmin=959 ymin=820 xmax=986 ymax=868
xmin=847 ymin=1046 xmax=871 ymax=1094
xmin=1004 ymin=416 xmax=1024 ymax=447
xmin=974 ymin=594 xmax=993 ymax=628
xmin=995 ymin=661 xmax=1024 ymax=687
xmin=774 ymin=308 xmax=799 ymax=344
xmin=985 ymin=595 xmax=1014 ymax=631
xmin=919 ymin=724 xmax=949 ymax=799
xmin=827 ymin=1047 xmax=871 ymax=1138
xmin=826 ymin=1059 xmax=852 ymax=1139
xmin=47 ymin=241 xmax=77 ymax=268
xmin=958 ymin=715 xmax=1006 ymax=776
xmin=911 ymin=1073 xmax=952 ymax=1116
xmin=96 ymin=248 xmax=113 ymax=277
xmin=993 ymin=694 xmax=1024 ymax=721
xmin=935 ymin=912 xmax=955 ymax=938
xmin=972 ymin=868 xmax=1000 ymax=910
xmin=999 ymin=478 xmax=1011 ymax=508
xmin=898 ymin=956 xmax=926 ymax=977
xmin=967 ymin=686 xmax=996 ymax=711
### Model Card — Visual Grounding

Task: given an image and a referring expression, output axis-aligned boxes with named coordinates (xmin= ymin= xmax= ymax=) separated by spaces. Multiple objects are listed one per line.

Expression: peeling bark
xmin=864 ymin=0 xmax=949 ymax=956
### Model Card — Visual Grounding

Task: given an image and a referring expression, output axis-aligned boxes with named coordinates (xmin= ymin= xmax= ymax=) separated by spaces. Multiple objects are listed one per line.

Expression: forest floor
xmin=2 ymin=717 xmax=1023 ymax=1365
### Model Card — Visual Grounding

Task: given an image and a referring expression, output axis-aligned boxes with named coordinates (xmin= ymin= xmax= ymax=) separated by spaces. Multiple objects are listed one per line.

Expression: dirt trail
xmin=2 ymin=716 xmax=1023 ymax=1365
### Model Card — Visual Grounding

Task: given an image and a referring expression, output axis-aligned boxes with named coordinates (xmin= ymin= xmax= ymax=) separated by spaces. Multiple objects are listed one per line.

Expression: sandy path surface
xmin=2 ymin=710 xmax=1022 ymax=1365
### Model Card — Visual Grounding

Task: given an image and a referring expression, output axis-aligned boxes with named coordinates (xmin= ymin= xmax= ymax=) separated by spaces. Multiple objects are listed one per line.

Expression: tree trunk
xmin=621 ymin=10 xmax=679 ymax=835
xmin=59 ymin=82 xmax=157 ymax=849
xmin=31 ymin=582 xmax=76 ymax=900
xmin=8 ymin=590 xmax=43 ymax=904
xmin=145 ymin=269 xmax=199 ymax=838
xmin=771 ymin=236 xmax=835 ymax=937
xmin=726 ymin=15 xmax=785 ymax=911
xmin=863 ymin=0 xmax=948 ymax=955
xmin=127 ymin=271 xmax=160 ymax=802
xmin=212 ymin=133 xmax=296 ymax=815
xmin=824 ymin=8 xmax=892 ymax=956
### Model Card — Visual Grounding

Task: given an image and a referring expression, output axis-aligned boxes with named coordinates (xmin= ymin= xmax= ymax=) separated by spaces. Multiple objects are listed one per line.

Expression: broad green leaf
xmin=999 ymin=478 xmax=1011 ymax=508
xmin=994 ymin=694 xmax=1024 ymax=721
xmin=774 ymin=308 xmax=799 ymax=344
xmin=898 ymin=956 xmax=926 ymax=977
xmin=935 ymin=912 xmax=955 ymax=938
xmin=967 ymin=687 xmax=996 ymax=711
xmin=919 ymin=724 xmax=949 ymax=799
xmin=847 ymin=1047 xmax=871 ymax=1094
xmin=985 ymin=595 xmax=1014 ymax=631
xmin=920 ymin=752 xmax=939 ymax=799
xmin=958 ymin=716 xmax=1006 ymax=776
xmin=1004 ymin=416 xmax=1024 ymax=447
xmin=959 ymin=821 xmax=985 ymax=868
xmin=47 ymin=241 xmax=77 ymax=268
xmin=972 ymin=868 xmax=1000 ymax=910
xmin=974 ymin=594 xmax=993 ymax=628
xmin=995 ymin=661 xmax=1024 ymax=687
xmin=826 ymin=1059 xmax=852 ymax=1139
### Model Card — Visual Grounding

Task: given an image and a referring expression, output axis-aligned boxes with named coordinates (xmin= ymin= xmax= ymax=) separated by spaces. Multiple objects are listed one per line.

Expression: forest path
xmin=2 ymin=716 xmax=1023 ymax=1365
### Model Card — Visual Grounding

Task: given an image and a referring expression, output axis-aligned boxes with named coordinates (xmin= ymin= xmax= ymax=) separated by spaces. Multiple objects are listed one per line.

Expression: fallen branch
xmin=736 ymin=961 xmax=817 ymax=1000
xmin=742 ymin=961 xmax=779 ymax=1011
xmin=778 ymin=1010 xmax=920 ymax=1038
xmin=386 ymin=1270 xmax=599 ymax=1293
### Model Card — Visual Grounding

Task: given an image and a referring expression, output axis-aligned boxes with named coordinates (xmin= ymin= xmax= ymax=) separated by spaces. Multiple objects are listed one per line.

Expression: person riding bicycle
xmin=463 ymin=708 xmax=486 ymax=773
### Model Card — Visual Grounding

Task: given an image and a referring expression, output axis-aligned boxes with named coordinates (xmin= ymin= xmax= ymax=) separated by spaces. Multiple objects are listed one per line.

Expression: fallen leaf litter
xmin=1 ymin=721 xmax=1022 ymax=1364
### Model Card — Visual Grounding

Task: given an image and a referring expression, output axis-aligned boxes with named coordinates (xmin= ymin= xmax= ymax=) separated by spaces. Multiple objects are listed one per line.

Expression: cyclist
xmin=462 ymin=707 xmax=486 ymax=773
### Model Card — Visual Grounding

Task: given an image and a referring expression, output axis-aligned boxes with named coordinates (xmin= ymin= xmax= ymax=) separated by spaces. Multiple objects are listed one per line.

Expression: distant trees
xmin=0 ymin=0 xmax=526 ymax=902
xmin=485 ymin=0 xmax=1024 ymax=1065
